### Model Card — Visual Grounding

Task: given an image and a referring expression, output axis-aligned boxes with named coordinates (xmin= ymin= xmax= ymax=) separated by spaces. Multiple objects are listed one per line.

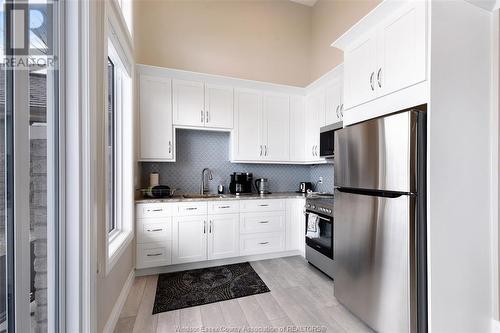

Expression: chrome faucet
xmin=200 ymin=168 xmax=213 ymax=195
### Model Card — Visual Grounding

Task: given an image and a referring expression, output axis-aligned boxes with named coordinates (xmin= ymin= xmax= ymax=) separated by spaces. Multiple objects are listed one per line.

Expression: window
xmin=105 ymin=18 xmax=134 ymax=273
xmin=107 ymin=57 xmax=116 ymax=235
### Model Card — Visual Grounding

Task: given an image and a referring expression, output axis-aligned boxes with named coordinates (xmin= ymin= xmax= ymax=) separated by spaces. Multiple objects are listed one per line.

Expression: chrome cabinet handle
xmin=150 ymin=208 xmax=163 ymax=212
xmin=370 ymin=72 xmax=375 ymax=91
xmin=335 ymin=105 xmax=340 ymax=118
xmin=186 ymin=207 xmax=198 ymax=211
xmin=340 ymin=104 xmax=344 ymax=117
xmin=258 ymin=204 xmax=269 ymax=207
xmin=168 ymin=141 xmax=172 ymax=154
xmin=219 ymin=205 xmax=230 ymax=209
xmin=260 ymin=145 xmax=263 ymax=156
xmin=312 ymin=145 xmax=314 ymax=156
xmin=147 ymin=253 xmax=162 ymax=257
xmin=377 ymin=68 xmax=382 ymax=88
xmin=206 ymin=110 xmax=209 ymax=123
xmin=146 ymin=228 xmax=163 ymax=232
xmin=201 ymin=110 xmax=204 ymax=123
xmin=265 ymin=145 xmax=268 ymax=156
xmin=203 ymin=220 xmax=206 ymax=234
xmin=258 ymin=221 xmax=269 ymax=224
xmin=259 ymin=242 xmax=269 ymax=245
xmin=209 ymin=220 xmax=212 ymax=233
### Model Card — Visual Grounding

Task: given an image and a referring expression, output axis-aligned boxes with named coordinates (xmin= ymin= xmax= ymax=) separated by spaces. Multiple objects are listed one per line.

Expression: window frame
xmin=106 ymin=55 xmax=118 ymax=240
xmin=105 ymin=9 xmax=134 ymax=274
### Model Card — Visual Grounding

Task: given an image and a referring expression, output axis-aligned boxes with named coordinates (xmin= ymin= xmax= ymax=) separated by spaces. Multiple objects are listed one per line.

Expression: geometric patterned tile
xmin=140 ymin=129 xmax=334 ymax=194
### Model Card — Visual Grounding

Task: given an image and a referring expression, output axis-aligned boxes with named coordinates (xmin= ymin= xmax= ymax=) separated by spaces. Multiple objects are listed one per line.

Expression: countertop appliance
xmin=298 ymin=182 xmax=312 ymax=193
xmin=255 ymin=178 xmax=270 ymax=194
xmin=229 ymin=172 xmax=253 ymax=195
xmin=334 ymin=109 xmax=427 ymax=333
xmin=304 ymin=196 xmax=334 ymax=279
xmin=319 ymin=122 xmax=343 ymax=158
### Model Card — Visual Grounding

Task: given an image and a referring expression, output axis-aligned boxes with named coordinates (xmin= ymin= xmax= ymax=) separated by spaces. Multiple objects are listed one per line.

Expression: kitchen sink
xmin=182 ymin=194 xmax=224 ymax=199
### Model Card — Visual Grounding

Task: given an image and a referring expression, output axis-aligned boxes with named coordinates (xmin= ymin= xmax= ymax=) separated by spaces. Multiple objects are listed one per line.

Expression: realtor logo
xmin=2 ymin=0 xmax=57 ymax=70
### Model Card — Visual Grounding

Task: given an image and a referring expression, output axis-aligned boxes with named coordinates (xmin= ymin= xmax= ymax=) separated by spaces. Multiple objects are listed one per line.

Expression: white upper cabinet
xmin=376 ymin=1 xmax=426 ymax=97
xmin=263 ymin=93 xmax=290 ymax=161
xmin=289 ymin=96 xmax=307 ymax=162
xmin=172 ymin=79 xmax=205 ymax=126
xmin=334 ymin=1 xmax=427 ymax=110
xmin=173 ymin=80 xmax=234 ymax=129
xmin=204 ymin=84 xmax=234 ymax=129
xmin=344 ymin=33 xmax=378 ymax=109
xmin=325 ymin=68 xmax=344 ymax=124
xmin=305 ymin=89 xmax=326 ymax=162
xmin=139 ymin=74 xmax=174 ymax=161
xmin=232 ymin=89 xmax=263 ymax=161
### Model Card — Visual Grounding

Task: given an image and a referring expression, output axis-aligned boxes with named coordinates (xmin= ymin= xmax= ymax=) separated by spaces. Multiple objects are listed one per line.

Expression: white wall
xmin=428 ymin=1 xmax=493 ymax=331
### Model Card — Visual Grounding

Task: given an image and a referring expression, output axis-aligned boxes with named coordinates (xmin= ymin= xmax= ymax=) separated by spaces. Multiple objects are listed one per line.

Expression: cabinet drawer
xmin=136 ymin=203 xmax=173 ymax=218
xmin=137 ymin=218 xmax=172 ymax=243
xmin=136 ymin=241 xmax=171 ymax=269
xmin=240 ymin=232 xmax=285 ymax=255
xmin=239 ymin=199 xmax=285 ymax=212
xmin=175 ymin=202 xmax=208 ymax=216
xmin=208 ymin=201 xmax=240 ymax=214
xmin=240 ymin=211 xmax=285 ymax=234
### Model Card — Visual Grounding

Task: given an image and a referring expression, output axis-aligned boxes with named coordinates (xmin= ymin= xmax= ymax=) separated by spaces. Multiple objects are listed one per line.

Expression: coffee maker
xmin=229 ymin=172 xmax=253 ymax=195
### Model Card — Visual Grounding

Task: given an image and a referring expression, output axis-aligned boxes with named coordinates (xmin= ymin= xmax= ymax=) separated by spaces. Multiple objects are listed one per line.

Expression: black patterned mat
xmin=152 ymin=262 xmax=270 ymax=314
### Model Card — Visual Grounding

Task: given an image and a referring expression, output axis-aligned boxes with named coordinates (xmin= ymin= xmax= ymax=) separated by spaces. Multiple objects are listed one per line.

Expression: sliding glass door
xmin=1 ymin=0 xmax=61 ymax=331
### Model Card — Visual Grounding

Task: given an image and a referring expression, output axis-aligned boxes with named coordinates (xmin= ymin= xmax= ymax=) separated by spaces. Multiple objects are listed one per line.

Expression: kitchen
xmin=97 ymin=1 xmax=496 ymax=333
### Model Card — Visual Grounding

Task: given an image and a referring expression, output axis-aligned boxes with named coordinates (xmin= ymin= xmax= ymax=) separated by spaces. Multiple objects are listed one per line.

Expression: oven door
xmin=305 ymin=211 xmax=333 ymax=259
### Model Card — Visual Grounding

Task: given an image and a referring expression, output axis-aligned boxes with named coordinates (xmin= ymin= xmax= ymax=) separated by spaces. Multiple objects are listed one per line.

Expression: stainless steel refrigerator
xmin=334 ymin=109 xmax=427 ymax=333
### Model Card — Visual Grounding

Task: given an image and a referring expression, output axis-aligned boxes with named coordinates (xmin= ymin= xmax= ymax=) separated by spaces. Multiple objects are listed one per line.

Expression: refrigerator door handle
xmin=336 ymin=187 xmax=411 ymax=198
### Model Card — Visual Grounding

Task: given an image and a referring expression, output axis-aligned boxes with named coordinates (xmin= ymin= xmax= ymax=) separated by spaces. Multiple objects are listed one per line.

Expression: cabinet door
xmin=205 ymin=84 xmax=234 ymax=129
xmin=263 ymin=93 xmax=290 ymax=161
xmin=172 ymin=216 xmax=207 ymax=264
xmin=305 ymin=89 xmax=325 ymax=161
xmin=289 ymin=96 xmax=307 ymax=162
xmin=232 ymin=89 xmax=263 ymax=161
xmin=139 ymin=75 xmax=174 ymax=161
xmin=208 ymin=214 xmax=239 ymax=260
xmin=344 ymin=33 xmax=378 ymax=109
xmin=172 ymin=79 xmax=205 ymax=127
xmin=377 ymin=1 xmax=426 ymax=97
xmin=325 ymin=77 xmax=343 ymax=125
xmin=285 ymin=199 xmax=305 ymax=254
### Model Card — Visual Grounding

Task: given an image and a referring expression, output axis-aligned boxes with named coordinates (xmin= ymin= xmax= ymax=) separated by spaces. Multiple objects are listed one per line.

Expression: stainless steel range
xmin=304 ymin=195 xmax=334 ymax=278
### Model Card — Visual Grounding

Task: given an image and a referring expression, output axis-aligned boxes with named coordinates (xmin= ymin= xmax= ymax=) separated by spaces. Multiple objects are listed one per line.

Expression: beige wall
xmin=134 ymin=0 xmax=312 ymax=87
xmin=310 ymin=0 xmax=381 ymax=82
xmin=134 ymin=0 xmax=381 ymax=86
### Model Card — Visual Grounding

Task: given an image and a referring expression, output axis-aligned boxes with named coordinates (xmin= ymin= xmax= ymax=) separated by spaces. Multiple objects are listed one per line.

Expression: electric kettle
xmin=255 ymin=178 xmax=270 ymax=194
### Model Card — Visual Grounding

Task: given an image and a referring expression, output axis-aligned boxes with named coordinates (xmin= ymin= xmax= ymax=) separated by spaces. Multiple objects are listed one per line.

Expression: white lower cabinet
xmin=172 ymin=216 xmax=208 ymax=264
xmin=240 ymin=232 xmax=285 ymax=256
xmin=137 ymin=242 xmax=172 ymax=269
xmin=208 ymin=214 xmax=240 ymax=260
xmin=136 ymin=198 xmax=304 ymax=269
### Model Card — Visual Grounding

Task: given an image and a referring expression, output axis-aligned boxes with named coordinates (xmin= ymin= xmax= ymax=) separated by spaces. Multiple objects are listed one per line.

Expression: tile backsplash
xmin=140 ymin=129 xmax=334 ymax=194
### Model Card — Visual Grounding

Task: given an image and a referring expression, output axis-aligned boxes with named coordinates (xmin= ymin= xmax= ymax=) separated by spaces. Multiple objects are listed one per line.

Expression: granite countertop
xmin=135 ymin=192 xmax=312 ymax=204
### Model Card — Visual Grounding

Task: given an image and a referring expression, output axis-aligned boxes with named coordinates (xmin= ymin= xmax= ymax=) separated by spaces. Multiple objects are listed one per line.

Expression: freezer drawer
xmin=334 ymin=110 xmax=418 ymax=192
xmin=333 ymin=188 xmax=416 ymax=333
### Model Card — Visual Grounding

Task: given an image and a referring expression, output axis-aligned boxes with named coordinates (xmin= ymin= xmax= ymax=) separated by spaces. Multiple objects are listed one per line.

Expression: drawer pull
xmin=146 ymin=253 xmax=162 ymax=257
xmin=146 ymin=228 xmax=163 ymax=232
xmin=219 ymin=206 xmax=231 ymax=209
xmin=150 ymin=209 xmax=163 ymax=212
xmin=185 ymin=207 xmax=198 ymax=210
xmin=258 ymin=221 xmax=269 ymax=224
xmin=259 ymin=242 xmax=269 ymax=245
xmin=258 ymin=204 xmax=269 ymax=207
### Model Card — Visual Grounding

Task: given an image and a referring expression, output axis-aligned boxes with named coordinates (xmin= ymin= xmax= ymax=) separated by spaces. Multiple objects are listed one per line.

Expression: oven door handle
xmin=304 ymin=211 xmax=332 ymax=222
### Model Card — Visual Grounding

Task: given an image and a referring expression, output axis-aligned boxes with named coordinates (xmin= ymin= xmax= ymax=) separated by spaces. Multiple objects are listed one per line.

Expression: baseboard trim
xmin=492 ymin=319 xmax=500 ymax=333
xmin=102 ymin=270 xmax=135 ymax=333
xmin=135 ymin=250 xmax=302 ymax=277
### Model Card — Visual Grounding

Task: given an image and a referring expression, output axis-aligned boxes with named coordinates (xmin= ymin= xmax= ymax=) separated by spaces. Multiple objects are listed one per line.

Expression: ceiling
xmin=290 ymin=0 xmax=318 ymax=7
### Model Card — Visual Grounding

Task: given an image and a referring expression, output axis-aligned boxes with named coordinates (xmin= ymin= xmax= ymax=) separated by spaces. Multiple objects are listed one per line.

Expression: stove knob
xmin=327 ymin=209 xmax=332 ymax=214
xmin=311 ymin=205 xmax=316 ymax=209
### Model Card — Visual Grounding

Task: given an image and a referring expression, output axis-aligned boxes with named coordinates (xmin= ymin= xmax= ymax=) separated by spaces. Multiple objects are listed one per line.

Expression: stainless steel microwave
xmin=320 ymin=122 xmax=343 ymax=158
